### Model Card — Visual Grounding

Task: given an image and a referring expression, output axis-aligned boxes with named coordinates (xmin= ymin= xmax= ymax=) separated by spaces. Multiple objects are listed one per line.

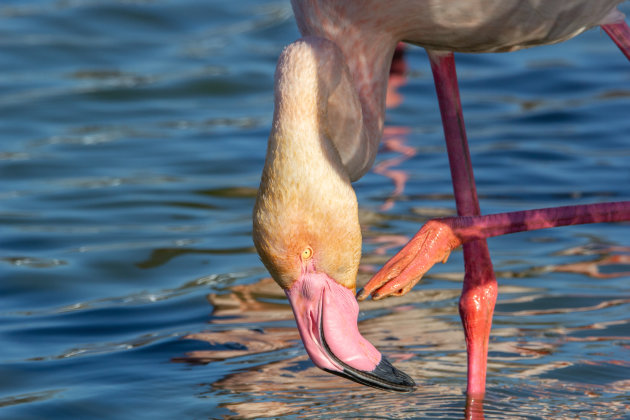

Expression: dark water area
xmin=1 ymin=1 xmax=629 ymax=419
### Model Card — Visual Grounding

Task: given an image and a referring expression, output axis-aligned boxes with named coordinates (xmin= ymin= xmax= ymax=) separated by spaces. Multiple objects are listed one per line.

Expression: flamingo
xmin=253 ymin=0 xmax=630 ymax=397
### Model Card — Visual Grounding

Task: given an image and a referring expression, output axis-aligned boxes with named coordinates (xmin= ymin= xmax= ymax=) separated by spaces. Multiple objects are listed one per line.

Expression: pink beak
xmin=285 ymin=271 xmax=415 ymax=392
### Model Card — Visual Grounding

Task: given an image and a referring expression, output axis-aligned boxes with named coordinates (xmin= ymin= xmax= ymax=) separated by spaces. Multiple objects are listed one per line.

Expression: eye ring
xmin=301 ymin=246 xmax=313 ymax=260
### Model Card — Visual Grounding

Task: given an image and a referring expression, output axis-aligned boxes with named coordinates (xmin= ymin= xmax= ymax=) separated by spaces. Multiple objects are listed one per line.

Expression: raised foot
xmin=357 ymin=220 xmax=462 ymax=301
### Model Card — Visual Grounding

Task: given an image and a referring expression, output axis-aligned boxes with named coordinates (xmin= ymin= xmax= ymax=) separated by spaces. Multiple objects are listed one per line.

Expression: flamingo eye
xmin=301 ymin=247 xmax=313 ymax=260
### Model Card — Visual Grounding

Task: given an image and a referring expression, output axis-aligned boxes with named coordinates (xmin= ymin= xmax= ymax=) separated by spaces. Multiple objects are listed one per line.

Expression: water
xmin=1 ymin=1 xmax=629 ymax=419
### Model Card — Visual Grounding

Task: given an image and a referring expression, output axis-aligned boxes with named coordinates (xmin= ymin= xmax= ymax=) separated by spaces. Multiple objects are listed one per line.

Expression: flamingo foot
xmin=357 ymin=220 xmax=462 ymax=301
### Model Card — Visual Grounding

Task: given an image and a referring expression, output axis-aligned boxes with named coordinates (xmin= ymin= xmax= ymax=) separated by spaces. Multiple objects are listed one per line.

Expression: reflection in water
xmin=176 ymin=260 xmax=629 ymax=418
xmin=173 ymin=237 xmax=630 ymax=417
xmin=174 ymin=328 xmax=297 ymax=363
xmin=172 ymin=236 xmax=630 ymax=418
xmin=375 ymin=43 xmax=416 ymax=212
xmin=136 ymin=245 xmax=255 ymax=269
xmin=552 ymin=246 xmax=630 ymax=279
xmin=465 ymin=397 xmax=485 ymax=420
xmin=373 ymin=132 xmax=415 ymax=212
xmin=179 ymin=276 xmax=467 ymax=418
xmin=0 ymin=389 xmax=64 ymax=409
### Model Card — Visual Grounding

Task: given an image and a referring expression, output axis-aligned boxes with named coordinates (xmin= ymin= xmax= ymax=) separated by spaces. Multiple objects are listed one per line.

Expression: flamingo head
xmin=252 ymin=38 xmax=415 ymax=392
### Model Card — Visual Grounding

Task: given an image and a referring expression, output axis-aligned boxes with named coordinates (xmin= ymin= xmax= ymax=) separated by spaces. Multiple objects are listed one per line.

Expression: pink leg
xmin=428 ymin=51 xmax=497 ymax=398
xmin=358 ymin=51 xmax=497 ymax=395
xmin=602 ymin=21 xmax=630 ymax=61
xmin=360 ymin=201 xmax=630 ymax=300
xmin=445 ymin=201 xmax=630 ymax=244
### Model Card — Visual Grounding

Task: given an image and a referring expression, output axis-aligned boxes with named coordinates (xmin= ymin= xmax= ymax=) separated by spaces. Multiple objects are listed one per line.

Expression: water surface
xmin=1 ymin=1 xmax=629 ymax=419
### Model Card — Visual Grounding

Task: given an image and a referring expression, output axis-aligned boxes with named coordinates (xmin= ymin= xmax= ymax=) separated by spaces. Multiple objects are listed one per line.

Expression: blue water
xmin=1 ymin=1 xmax=629 ymax=419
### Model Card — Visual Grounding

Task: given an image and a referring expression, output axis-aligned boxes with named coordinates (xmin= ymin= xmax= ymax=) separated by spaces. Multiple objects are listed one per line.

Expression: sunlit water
xmin=1 ymin=1 xmax=629 ymax=419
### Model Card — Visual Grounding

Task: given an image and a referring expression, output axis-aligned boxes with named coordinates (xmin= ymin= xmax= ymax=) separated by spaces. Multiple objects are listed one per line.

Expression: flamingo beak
xmin=285 ymin=271 xmax=416 ymax=392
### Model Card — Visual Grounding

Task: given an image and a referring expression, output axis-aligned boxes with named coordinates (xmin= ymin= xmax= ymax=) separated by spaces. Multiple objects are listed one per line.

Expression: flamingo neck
xmin=253 ymin=38 xmax=362 ymax=290
xmin=270 ymin=38 xmax=349 ymax=182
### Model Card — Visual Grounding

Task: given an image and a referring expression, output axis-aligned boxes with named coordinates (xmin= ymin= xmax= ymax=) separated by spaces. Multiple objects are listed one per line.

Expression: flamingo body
xmin=294 ymin=1 xmax=624 ymax=53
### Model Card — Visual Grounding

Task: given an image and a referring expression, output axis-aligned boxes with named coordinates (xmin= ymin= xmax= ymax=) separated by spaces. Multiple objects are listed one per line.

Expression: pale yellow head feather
xmin=253 ymin=38 xmax=362 ymax=291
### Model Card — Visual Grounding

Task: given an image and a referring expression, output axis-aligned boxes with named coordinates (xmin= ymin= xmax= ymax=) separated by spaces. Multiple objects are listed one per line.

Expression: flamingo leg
xmin=448 ymin=201 xmax=630 ymax=240
xmin=602 ymin=21 xmax=630 ymax=61
xmin=360 ymin=51 xmax=497 ymax=396
xmin=428 ymin=51 xmax=497 ymax=397
xmin=359 ymin=203 xmax=630 ymax=286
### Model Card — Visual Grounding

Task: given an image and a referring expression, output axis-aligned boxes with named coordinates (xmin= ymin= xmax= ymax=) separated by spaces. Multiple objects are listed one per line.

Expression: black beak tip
xmin=324 ymin=356 xmax=416 ymax=393
xmin=373 ymin=356 xmax=416 ymax=392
